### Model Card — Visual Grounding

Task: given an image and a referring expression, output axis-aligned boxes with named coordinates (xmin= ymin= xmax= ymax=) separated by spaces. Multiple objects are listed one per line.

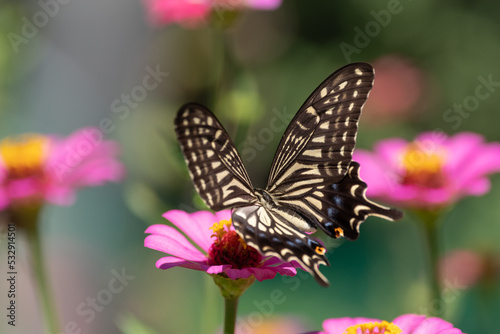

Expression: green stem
xmin=422 ymin=219 xmax=442 ymax=316
xmin=223 ymin=296 xmax=239 ymax=334
xmin=415 ymin=209 xmax=443 ymax=317
xmin=212 ymin=274 xmax=255 ymax=334
xmin=26 ymin=222 xmax=60 ymax=334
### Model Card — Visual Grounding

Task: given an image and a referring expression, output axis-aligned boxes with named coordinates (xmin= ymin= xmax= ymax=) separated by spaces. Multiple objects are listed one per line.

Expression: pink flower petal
xmin=143 ymin=0 xmax=210 ymax=26
xmin=459 ymin=177 xmax=491 ymax=196
xmin=453 ymin=143 xmax=500 ymax=189
xmin=215 ymin=209 xmax=232 ymax=223
xmin=145 ymin=226 xmax=206 ymax=261
xmin=442 ymin=132 xmax=483 ymax=170
xmin=353 ymin=151 xmax=400 ymax=197
xmin=410 ymin=317 xmax=456 ymax=334
xmin=206 ymin=264 xmax=231 ymax=275
xmin=223 ymin=268 xmax=256 ymax=280
xmin=0 ymin=188 xmax=9 ymax=210
xmin=47 ymin=130 xmax=124 ymax=187
xmin=245 ymin=0 xmax=282 ymax=10
xmin=6 ymin=178 xmax=41 ymax=199
xmin=393 ymin=314 xmax=427 ymax=332
xmin=163 ymin=210 xmax=220 ymax=251
xmin=155 ymin=256 xmax=206 ymax=271
xmin=373 ymin=138 xmax=409 ymax=173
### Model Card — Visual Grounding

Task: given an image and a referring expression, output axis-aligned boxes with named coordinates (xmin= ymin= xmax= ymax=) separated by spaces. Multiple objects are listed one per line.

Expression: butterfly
xmin=174 ymin=63 xmax=403 ymax=286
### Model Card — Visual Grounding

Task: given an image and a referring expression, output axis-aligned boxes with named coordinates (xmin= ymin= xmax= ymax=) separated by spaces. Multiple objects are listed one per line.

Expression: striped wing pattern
xmin=304 ymin=162 xmax=404 ymax=240
xmin=267 ymin=63 xmax=375 ymax=196
xmin=174 ymin=104 xmax=256 ymax=211
xmin=232 ymin=205 xmax=330 ymax=286
xmin=174 ymin=63 xmax=403 ymax=287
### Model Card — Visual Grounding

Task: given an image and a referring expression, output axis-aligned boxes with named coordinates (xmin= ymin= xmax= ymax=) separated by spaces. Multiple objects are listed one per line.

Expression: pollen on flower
xmin=209 ymin=219 xmax=232 ymax=239
xmin=401 ymin=142 xmax=446 ymax=188
xmin=208 ymin=219 xmax=262 ymax=269
xmin=0 ymin=135 xmax=48 ymax=178
xmin=344 ymin=321 xmax=402 ymax=334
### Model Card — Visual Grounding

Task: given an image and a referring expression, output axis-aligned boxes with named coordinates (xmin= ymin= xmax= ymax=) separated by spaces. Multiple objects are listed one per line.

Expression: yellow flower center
xmin=210 ymin=219 xmax=232 ymax=239
xmin=344 ymin=321 xmax=402 ymax=334
xmin=0 ymin=135 xmax=48 ymax=178
xmin=401 ymin=142 xmax=446 ymax=188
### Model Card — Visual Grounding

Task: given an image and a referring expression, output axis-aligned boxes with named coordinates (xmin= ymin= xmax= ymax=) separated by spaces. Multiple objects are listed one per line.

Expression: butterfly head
xmin=254 ymin=188 xmax=276 ymax=210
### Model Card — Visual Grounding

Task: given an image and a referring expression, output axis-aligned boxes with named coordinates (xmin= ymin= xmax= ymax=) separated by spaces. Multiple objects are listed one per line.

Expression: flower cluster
xmin=0 ymin=127 xmax=124 ymax=210
xmin=354 ymin=131 xmax=500 ymax=209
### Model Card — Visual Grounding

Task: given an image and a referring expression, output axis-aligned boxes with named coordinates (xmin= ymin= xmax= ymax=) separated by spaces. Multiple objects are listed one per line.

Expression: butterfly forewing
xmin=174 ymin=104 xmax=256 ymax=210
xmin=266 ymin=63 xmax=375 ymax=197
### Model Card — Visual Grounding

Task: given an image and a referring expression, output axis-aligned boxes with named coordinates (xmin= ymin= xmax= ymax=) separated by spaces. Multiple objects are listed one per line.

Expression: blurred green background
xmin=1 ymin=0 xmax=499 ymax=333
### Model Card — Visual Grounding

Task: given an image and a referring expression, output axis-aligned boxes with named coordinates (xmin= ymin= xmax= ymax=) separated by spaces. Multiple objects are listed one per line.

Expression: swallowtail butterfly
xmin=174 ymin=63 xmax=403 ymax=286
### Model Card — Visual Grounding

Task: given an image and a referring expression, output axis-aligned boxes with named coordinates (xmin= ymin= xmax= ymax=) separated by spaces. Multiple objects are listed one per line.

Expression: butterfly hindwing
xmin=174 ymin=104 xmax=256 ymax=210
xmin=307 ymin=161 xmax=404 ymax=240
xmin=232 ymin=205 xmax=330 ymax=286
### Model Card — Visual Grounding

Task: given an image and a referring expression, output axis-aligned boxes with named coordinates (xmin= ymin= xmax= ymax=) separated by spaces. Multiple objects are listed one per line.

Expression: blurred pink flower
xmin=143 ymin=0 xmax=282 ymax=27
xmin=353 ymin=132 xmax=500 ymax=209
xmin=439 ymin=249 xmax=500 ymax=289
xmin=0 ymin=128 xmax=124 ymax=210
xmin=217 ymin=316 xmax=307 ymax=334
xmin=144 ymin=209 xmax=298 ymax=281
xmin=363 ymin=55 xmax=426 ymax=123
xmin=309 ymin=314 xmax=463 ymax=334
xmin=439 ymin=250 xmax=484 ymax=289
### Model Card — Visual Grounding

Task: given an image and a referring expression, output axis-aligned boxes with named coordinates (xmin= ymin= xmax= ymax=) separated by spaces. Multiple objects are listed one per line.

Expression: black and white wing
xmin=266 ymin=63 xmax=402 ymax=237
xmin=317 ymin=162 xmax=403 ymax=240
xmin=266 ymin=62 xmax=374 ymax=195
xmin=174 ymin=104 xmax=256 ymax=210
xmin=232 ymin=204 xmax=330 ymax=286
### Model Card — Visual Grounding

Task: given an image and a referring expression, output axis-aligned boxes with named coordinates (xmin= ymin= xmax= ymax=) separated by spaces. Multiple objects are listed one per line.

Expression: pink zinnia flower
xmin=0 ymin=127 xmax=124 ymax=210
xmin=144 ymin=209 xmax=298 ymax=281
xmin=143 ymin=0 xmax=283 ymax=27
xmin=309 ymin=314 xmax=463 ymax=334
xmin=353 ymin=132 xmax=500 ymax=209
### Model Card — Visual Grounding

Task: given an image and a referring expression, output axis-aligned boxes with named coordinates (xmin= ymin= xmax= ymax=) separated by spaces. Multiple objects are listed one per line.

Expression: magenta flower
xmin=309 ymin=314 xmax=463 ymax=334
xmin=143 ymin=0 xmax=283 ymax=27
xmin=144 ymin=209 xmax=298 ymax=281
xmin=363 ymin=55 xmax=426 ymax=124
xmin=0 ymin=127 xmax=124 ymax=210
xmin=353 ymin=132 xmax=500 ymax=209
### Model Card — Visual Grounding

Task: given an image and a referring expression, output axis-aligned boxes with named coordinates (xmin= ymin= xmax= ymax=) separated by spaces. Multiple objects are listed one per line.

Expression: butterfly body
xmin=174 ymin=63 xmax=403 ymax=286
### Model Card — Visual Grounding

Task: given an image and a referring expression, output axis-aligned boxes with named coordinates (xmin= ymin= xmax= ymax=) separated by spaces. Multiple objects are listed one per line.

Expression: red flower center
xmin=400 ymin=142 xmax=447 ymax=188
xmin=207 ymin=220 xmax=262 ymax=269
